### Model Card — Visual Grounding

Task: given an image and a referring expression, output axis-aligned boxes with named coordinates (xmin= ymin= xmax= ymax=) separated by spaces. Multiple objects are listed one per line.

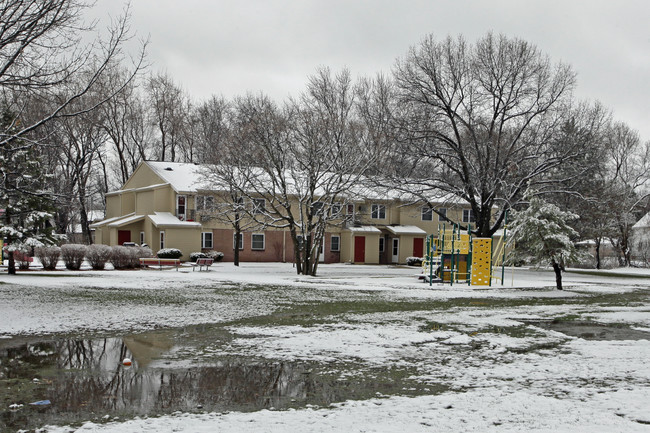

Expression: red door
xmin=118 ymin=230 xmax=131 ymax=245
xmin=354 ymin=236 xmax=366 ymax=263
xmin=413 ymin=237 xmax=424 ymax=257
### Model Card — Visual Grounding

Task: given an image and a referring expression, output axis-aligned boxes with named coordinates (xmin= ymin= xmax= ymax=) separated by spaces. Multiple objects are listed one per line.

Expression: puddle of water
xmin=522 ymin=320 xmax=650 ymax=341
xmin=0 ymin=328 xmax=439 ymax=431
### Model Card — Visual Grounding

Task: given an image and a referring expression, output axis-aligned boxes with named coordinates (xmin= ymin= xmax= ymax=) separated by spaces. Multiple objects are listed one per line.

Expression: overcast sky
xmin=93 ymin=0 xmax=650 ymax=140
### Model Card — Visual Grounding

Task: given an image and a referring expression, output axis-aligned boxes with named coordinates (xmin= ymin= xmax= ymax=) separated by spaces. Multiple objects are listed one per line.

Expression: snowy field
xmin=0 ymin=262 xmax=649 ymax=432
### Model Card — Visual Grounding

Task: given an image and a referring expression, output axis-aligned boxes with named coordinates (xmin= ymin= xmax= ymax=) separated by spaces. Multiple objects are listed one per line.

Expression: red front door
xmin=354 ymin=236 xmax=365 ymax=263
xmin=413 ymin=237 xmax=424 ymax=257
xmin=118 ymin=230 xmax=131 ymax=245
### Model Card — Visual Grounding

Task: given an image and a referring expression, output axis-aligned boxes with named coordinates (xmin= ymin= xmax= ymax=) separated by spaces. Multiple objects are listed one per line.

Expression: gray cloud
xmin=93 ymin=0 xmax=650 ymax=139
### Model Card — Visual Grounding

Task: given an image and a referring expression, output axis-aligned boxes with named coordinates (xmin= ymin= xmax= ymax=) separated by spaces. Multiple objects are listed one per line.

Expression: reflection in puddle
xmin=0 ymin=329 xmax=432 ymax=431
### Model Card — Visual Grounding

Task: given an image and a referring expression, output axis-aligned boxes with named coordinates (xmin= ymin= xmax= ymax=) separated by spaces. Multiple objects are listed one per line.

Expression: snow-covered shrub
xmin=157 ymin=248 xmax=183 ymax=259
xmin=35 ymin=246 xmax=61 ymax=270
xmin=86 ymin=244 xmax=112 ymax=270
xmin=207 ymin=251 xmax=224 ymax=262
xmin=189 ymin=252 xmax=208 ymax=262
xmin=61 ymin=244 xmax=87 ymax=270
xmin=110 ymin=245 xmax=131 ymax=269
xmin=406 ymin=256 xmax=423 ymax=266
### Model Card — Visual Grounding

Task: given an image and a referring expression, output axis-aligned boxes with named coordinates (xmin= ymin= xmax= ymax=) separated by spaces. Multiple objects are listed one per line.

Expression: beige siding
xmin=105 ymin=195 xmax=121 ymax=219
xmin=164 ymin=228 xmax=202 ymax=261
xmin=121 ymin=192 xmax=135 ymax=215
xmin=122 ymin=164 xmax=165 ymax=190
xmin=136 ymin=190 xmax=154 ymax=215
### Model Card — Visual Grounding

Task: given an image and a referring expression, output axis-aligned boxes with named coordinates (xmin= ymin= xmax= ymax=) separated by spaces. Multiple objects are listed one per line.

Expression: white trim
xmin=201 ymin=231 xmax=213 ymax=249
xmin=251 ymin=233 xmax=265 ymax=250
xmin=330 ymin=235 xmax=340 ymax=252
xmin=371 ymin=203 xmax=386 ymax=219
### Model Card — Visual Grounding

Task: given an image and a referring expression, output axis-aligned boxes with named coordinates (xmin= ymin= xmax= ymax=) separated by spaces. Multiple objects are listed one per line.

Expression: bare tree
xmin=389 ymin=33 xmax=576 ymax=237
xmin=603 ymin=123 xmax=650 ymax=266
xmin=101 ymin=70 xmax=153 ymax=185
xmin=211 ymin=69 xmax=383 ymax=276
xmin=0 ymin=1 xmax=145 ymax=274
xmin=147 ymin=72 xmax=189 ymax=162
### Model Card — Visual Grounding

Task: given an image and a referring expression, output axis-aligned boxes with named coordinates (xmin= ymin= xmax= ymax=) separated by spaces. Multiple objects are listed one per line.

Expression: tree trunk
xmin=234 ymin=226 xmax=240 ymax=267
xmin=551 ymin=260 xmax=563 ymax=290
xmin=7 ymin=250 xmax=16 ymax=275
xmin=594 ymin=238 xmax=601 ymax=270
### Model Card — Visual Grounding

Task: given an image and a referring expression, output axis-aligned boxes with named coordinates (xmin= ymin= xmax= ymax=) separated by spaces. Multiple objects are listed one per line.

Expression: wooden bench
xmin=139 ymin=257 xmax=180 ymax=271
xmin=192 ymin=257 xmax=214 ymax=271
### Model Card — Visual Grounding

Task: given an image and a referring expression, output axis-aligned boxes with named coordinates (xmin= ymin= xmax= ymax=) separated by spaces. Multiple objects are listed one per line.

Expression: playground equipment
xmin=422 ymin=212 xmax=510 ymax=287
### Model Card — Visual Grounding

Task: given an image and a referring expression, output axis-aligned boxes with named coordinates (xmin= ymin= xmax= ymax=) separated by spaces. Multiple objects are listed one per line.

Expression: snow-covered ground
xmin=1 ymin=262 xmax=649 ymax=432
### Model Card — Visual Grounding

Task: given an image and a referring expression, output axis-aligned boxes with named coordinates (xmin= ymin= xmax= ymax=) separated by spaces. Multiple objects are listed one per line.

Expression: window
xmin=201 ymin=232 xmax=213 ymax=249
xmin=251 ymin=233 xmax=265 ymax=250
xmin=176 ymin=195 xmax=186 ymax=220
xmin=438 ymin=208 xmax=447 ymax=220
xmin=140 ymin=231 xmax=145 ymax=246
xmin=371 ymin=204 xmax=386 ymax=219
xmin=252 ymin=198 xmax=266 ymax=214
xmin=331 ymin=235 xmax=340 ymax=252
xmin=463 ymin=209 xmax=475 ymax=223
xmin=312 ymin=201 xmax=324 ymax=216
xmin=160 ymin=231 xmax=165 ymax=250
xmin=233 ymin=233 xmax=243 ymax=250
xmin=197 ymin=195 xmax=214 ymax=211
xmin=379 ymin=237 xmax=385 ymax=253
xmin=421 ymin=206 xmax=433 ymax=221
xmin=330 ymin=203 xmax=342 ymax=217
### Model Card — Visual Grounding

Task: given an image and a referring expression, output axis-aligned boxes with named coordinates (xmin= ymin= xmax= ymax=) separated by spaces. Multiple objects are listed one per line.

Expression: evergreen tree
xmin=1 ymin=110 xmax=62 ymax=274
xmin=510 ymin=196 xmax=582 ymax=290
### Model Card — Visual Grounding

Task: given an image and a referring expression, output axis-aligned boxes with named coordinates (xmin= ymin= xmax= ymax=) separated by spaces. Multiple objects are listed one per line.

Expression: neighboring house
xmin=91 ymin=161 xmax=475 ymax=263
xmin=631 ymin=212 xmax=650 ymax=263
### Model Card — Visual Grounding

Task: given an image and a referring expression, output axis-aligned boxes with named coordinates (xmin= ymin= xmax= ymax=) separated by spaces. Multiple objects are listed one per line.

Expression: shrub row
xmin=32 ymin=244 xmax=154 ymax=271
xmin=25 ymin=245 xmax=224 ymax=270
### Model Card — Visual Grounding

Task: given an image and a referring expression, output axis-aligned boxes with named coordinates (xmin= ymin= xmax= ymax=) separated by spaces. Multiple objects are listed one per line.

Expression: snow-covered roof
xmin=148 ymin=212 xmax=202 ymax=228
xmin=90 ymin=213 xmax=135 ymax=228
xmin=347 ymin=226 xmax=382 ymax=233
xmin=633 ymin=212 xmax=650 ymax=229
xmin=145 ymin=161 xmax=211 ymax=193
xmin=108 ymin=214 xmax=145 ymax=228
xmin=385 ymin=225 xmax=427 ymax=235
xmin=107 ymin=183 xmax=170 ymax=196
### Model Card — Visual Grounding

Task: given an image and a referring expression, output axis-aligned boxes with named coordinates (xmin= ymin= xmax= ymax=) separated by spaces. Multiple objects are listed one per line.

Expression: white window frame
xmin=233 ymin=233 xmax=244 ymax=250
xmin=140 ymin=231 xmax=145 ymax=246
xmin=463 ymin=209 xmax=475 ymax=223
xmin=421 ymin=206 xmax=433 ymax=221
xmin=160 ymin=231 xmax=165 ymax=250
xmin=176 ymin=195 xmax=187 ymax=220
xmin=330 ymin=203 xmax=342 ymax=218
xmin=197 ymin=195 xmax=214 ymax=211
xmin=371 ymin=204 xmax=386 ymax=219
xmin=201 ymin=232 xmax=213 ymax=249
xmin=252 ymin=198 xmax=266 ymax=214
xmin=330 ymin=235 xmax=340 ymax=252
xmin=251 ymin=233 xmax=265 ymax=250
